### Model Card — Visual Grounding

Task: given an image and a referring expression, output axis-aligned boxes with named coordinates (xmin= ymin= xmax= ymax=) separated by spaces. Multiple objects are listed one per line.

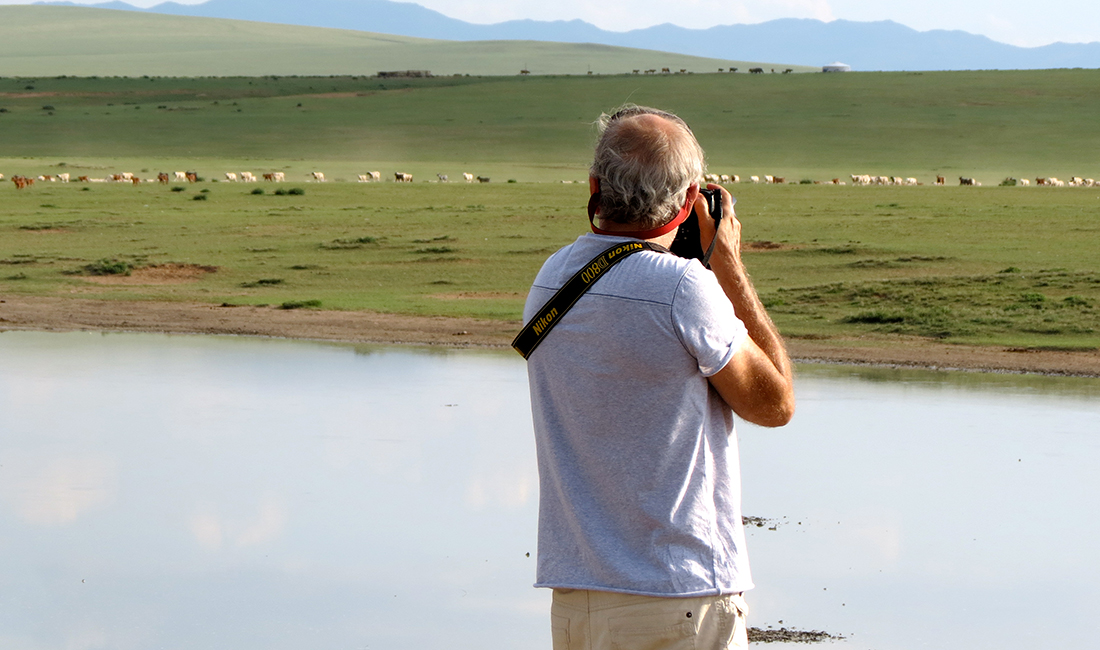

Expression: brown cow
xmin=157 ymin=172 xmax=170 ymax=184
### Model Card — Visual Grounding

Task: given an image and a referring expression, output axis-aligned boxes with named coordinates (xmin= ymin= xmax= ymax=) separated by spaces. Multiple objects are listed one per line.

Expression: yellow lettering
xmin=532 ymin=308 xmax=558 ymax=335
xmin=581 ymin=256 xmax=609 ymax=283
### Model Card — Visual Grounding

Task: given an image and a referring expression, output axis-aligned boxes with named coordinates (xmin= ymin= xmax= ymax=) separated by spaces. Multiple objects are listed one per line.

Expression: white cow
xmin=462 ymin=172 xmax=474 ymax=183
xmin=312 ymin=172 xmax=326 ymax=182
xmin=240 ymin=172 xmax=256 ymax=182
xmin=750 ymin=175 xmax=760 ymax=184
xmin=57 ymin=173 xmax=70 ymax=182
xmin=437 ymin=173 xmax=448 ymax=182
xmin=174 ymin=171 xmax=187 ymax=181
xmin=358 ymin=174 xmax=370 ymax=182
xmin=225 ymin=172 xmax=238 ymax=182
xmin=395 ymin=172 xmax=413 ymax=182
xmin=368 ymin=171 xmax=381 ymax=181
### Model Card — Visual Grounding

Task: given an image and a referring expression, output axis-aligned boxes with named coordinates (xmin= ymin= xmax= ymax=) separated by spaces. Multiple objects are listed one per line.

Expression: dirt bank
xmin=2 ymin=295 xmax=1099 ymax=376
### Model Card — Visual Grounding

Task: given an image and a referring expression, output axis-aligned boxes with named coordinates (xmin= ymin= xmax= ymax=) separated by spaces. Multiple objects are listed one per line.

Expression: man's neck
xmin=596 ymin=220 xmax=678 ymax=248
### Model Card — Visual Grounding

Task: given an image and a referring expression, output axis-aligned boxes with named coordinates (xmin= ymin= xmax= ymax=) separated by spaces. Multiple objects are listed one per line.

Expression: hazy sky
xmin=9 ymin=0 xmax=1100 ymax=48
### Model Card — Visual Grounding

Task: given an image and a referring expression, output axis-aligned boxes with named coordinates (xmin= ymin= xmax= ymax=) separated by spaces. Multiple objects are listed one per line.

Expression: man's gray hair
xmin=590 ymin=105 xmax=706 ymax=229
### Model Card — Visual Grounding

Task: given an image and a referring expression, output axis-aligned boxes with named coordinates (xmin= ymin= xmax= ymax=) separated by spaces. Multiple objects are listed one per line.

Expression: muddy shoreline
xmin=2 ymin=295 xmax=1099 ymax=377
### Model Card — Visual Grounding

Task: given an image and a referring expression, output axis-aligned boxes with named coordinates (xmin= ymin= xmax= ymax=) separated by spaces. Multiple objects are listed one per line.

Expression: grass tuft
xmin=842 ymin=311 xmax=906 ymax=324
xmin=319 ymin=236 xmax=377 ymax=249
xmin=241 ymin=278 xmax=285 ymax=287
xmin=83 ymin=258 xmax=132 ymax=276
xmin=278 ymin=299 xmax=322 ymax=309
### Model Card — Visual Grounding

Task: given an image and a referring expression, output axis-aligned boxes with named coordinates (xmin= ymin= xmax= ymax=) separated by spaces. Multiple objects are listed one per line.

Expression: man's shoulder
xmin=538 ymin=235 xmax=697 ymax=279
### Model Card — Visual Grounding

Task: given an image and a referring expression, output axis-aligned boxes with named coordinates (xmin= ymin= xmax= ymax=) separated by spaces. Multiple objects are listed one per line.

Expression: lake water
xmin=1 ymin=331 xmax=1097 ymax=649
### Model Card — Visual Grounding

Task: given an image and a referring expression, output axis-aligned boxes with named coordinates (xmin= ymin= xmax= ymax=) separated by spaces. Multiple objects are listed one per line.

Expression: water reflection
xmin=1 ymin=331 xmax=1097 ymax=649
xmin=0 ymin=331 xmax=545 ymax=650
xmin=741 ymin=361 xmax=1100 ymax=649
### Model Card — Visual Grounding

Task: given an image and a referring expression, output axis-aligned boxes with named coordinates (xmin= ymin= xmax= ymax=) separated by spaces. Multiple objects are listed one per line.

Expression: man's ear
xmin=685 ymin=183 xmax=700 ymax=211
xmin=589 ymin=176 xmax=600 ymax=195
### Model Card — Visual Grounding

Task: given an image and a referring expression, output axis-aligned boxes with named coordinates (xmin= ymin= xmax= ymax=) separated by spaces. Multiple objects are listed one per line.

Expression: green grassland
xmin=2 ymin=71 xmax=1099 ymax=350
xmin=0 ymin=6 xmax=806 ymax=77
xmin=1 ymin=181 xmax=1098 ymax=349
xmin=3 ymin=69 xmax=1099 ymax=183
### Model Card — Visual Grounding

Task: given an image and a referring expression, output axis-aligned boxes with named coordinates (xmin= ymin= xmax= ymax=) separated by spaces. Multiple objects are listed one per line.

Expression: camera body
xmin=669 ymin=188 xmax=722 ymax=261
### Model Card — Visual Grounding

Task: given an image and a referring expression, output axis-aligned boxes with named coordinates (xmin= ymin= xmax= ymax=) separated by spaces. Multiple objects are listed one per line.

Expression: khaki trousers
xmin=550 ymin=588 xmax=749 ymax=650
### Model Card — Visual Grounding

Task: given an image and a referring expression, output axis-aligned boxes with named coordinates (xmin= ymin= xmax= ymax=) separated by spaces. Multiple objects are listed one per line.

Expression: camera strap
xmin=699 ymin=210 xmax=723 ymax=268
xmin=512 ymin=240 xmax=666 ymax=359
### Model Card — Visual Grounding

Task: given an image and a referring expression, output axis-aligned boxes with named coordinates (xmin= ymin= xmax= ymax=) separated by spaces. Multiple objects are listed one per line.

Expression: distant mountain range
xmin=38 ymin=0 xmax=1100 ymax=71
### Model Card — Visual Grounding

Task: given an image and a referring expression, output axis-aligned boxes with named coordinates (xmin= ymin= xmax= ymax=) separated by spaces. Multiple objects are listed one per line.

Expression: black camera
xmin=670 ymin=188 xmax=723 ymax=264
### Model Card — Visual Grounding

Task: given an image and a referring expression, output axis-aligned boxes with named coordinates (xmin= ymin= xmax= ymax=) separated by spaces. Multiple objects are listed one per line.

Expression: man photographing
xmin=517 ymin=105 xmax=795 ymax=649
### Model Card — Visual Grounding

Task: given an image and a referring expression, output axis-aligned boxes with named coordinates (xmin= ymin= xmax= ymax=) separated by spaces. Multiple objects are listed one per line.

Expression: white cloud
xmin=189 ymin=496 xmax=288 ymax=551
xmin=464 ymin=469 xmax=534 ymax=511
xmin=0 ymin=457 xmax=117 ymax=526
xmin=189 ymin=512 xmax=224 ymax=550
xmin=235 ymin=499 xmax=288 ymax=547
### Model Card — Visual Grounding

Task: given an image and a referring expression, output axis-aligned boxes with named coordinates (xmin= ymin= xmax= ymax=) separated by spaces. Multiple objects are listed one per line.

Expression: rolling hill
xmin=39 ymin=0 xmax=1100 ymax=71
xmin=0 ymin=5 xmax=814 ymax=77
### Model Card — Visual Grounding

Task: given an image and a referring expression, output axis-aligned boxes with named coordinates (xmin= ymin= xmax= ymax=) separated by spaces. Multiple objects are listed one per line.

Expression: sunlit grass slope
xmin=0 ymin=5 xmax=803 ymax=77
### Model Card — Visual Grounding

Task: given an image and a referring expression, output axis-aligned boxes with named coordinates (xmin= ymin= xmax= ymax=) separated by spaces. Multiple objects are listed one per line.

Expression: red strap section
xmin=587 ymin=186 xmax=696 ymax=239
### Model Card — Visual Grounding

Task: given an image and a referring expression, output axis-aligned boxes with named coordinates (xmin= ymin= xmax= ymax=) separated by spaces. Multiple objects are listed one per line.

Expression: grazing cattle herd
xmin=6 ymin=169 xmax=1098 ymax=190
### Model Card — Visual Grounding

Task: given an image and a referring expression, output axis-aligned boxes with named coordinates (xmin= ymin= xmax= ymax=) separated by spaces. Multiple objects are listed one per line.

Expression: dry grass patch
xmin=430 ymin=291 xmax=526 ymax=301
xmin=82 ymin=263 xmax=218 ymax=285
xmin=744 ymin=240 xmax=792 ymax=251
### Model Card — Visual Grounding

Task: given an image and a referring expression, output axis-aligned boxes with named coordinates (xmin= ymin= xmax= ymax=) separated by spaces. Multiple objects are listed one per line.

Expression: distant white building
xmin=822 ymin=62 xmax=851 ymax=73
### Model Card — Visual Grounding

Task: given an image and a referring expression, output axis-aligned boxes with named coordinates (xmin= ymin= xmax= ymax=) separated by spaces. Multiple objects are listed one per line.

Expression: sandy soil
xmin=2 ymin=295 xmax=1099 ymax=376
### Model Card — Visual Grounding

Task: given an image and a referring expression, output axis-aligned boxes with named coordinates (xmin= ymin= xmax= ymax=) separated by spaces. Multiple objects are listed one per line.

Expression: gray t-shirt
xmin=524 ymin=233 xmax=752 ymax=597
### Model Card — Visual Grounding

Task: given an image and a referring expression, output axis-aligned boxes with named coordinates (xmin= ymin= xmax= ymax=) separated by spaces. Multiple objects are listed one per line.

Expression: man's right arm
xmin=697 ymin=186 xmax=795 ymax=428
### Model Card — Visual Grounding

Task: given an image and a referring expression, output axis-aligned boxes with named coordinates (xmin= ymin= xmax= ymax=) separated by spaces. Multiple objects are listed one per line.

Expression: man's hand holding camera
xmin=695 ymin=182 xmax=795 ymax=428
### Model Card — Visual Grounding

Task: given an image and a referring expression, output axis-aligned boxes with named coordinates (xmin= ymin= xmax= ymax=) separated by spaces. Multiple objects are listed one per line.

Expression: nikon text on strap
xmin=512 ymin=240 xmax=664 ymax=359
